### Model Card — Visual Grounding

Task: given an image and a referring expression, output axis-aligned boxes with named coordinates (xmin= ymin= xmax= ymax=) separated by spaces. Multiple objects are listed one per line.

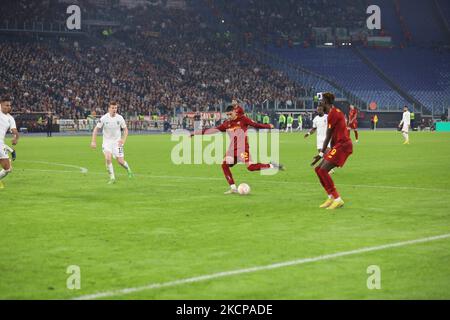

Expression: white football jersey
xmin=313 ymin=114 xmax=328 ymax=140
xmin=0 ymin=111 xmax=16 ymax=145
xmin=402 ymin=111 xmax=411 ymax=126
xmin=313 ymin=114 xmax=330 ymax=149
xmin=96 ymin=113 xmax=126 ymax=142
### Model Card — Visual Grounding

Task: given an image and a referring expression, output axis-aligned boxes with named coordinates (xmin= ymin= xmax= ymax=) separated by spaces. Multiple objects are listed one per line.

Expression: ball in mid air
xmin=238 ymin=183 xmax=251 ymax=195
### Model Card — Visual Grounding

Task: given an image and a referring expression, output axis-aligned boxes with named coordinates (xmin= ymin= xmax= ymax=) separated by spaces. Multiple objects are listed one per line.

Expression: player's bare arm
xmin=245 ymin=117 xmax=274 ymax=129
xmin=11 ymin=128 xmax=19 ymax=145
xmin=91 ymin=126 xmax=99 ymax=148
xmin=119 ymin=127 xmax=128 ymax=146
xmin=311 ymin=127 xmax=332 ymax=166
xmin=305 ymin=128 xmax=316 ymax=138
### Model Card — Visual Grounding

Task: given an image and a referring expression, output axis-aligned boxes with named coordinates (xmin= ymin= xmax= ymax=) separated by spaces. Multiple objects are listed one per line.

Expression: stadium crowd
xmin=0 ymin=2 xmax=311 ymax=119
xmin=208 ymin=0 xmax=368 ymax=46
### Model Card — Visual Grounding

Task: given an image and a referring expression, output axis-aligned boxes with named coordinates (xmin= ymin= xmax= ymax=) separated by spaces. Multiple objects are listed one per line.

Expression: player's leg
xmin=115 ymin=145 xmax=133 ymax=178
xmin=315 ymin=159 xmax=342 ymax=209
xmin=243 ymin=150 xmax=284 ymax=172
xmin=402 ymin=127 xmax=409 ymax=144
xmin=117 ymin=157 xmax=133 ymax=177
xmin=0 ymin=157 xmax=12 ymax=189
xmin=354 ymin=128 xmax=359 ymax=142
xmin=222 ymin=156 xmax=238 ymax=194
xmin=104 ymin=151 xmax=115 ymax=184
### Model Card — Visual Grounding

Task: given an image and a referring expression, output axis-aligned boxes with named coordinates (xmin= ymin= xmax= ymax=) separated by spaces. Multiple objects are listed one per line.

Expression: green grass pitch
xmin=1 ymin=131 xmax=449 ymax=299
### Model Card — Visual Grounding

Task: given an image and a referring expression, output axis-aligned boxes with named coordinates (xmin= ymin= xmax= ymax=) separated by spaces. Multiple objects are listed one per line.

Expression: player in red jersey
xmin=311 ymin=93 xmax=353 ymax=210
xmin=348 ymin=105 xmax=359 ymax=143
xmin=193 ymin=104 xmax=284 ymax=194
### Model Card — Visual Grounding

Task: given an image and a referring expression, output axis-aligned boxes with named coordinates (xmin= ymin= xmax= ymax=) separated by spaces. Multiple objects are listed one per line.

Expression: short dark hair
xmin=226 ymin=105 xmax=234 ymax=112
xmin=109 ymin=101 xmax=118 ymax=106
xmin=404 ymin=105 xmax=408 ymax=109
xmin=322 ymin=92 xmax=335 ymax=105
xmin=0 ymin=95 xmax=12 ymax=103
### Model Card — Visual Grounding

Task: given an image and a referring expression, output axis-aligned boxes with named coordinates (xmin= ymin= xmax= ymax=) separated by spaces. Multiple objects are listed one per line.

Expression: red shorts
xmin=225 ymin=147 xmax=252 ymax=165
xmin=325 ymin=141 xmax=353 ymax=167
xmin=349 ymin=121 xmax=358 ymax=130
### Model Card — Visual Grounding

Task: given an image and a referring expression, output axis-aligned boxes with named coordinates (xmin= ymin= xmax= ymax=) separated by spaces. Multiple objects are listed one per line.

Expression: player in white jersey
xmin=91 ymin=102 xmax=133 ymax=184
xmin=304 ymin=105 xmax=334 ymax=174
xmin=0 ymin=97 xmax=19 ymax=189
xmin=398 ymin=105 xmax=411 ymax=144
xmin=304 ymin=105 xmax=331 ymax=151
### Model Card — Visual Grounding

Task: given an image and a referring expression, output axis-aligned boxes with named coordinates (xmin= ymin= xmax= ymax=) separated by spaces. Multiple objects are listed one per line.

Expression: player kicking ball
xmin=91 ymin=102 xmax=133 ymax=184
xmin=192 ymin=104 xmax=284 ymax=194
xmin=0 ymin=96 xmax=19 ymax=189
xmin=311 ymin=93 xmax=353 ymax=210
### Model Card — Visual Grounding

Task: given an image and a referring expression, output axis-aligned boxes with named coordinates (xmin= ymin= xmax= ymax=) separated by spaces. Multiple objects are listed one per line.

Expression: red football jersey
xmin=327 ymin=106 xmax=351 ymax=146
xmin=349 ymin=108 xmax=358 ymax=124
xmin=203 ymin=115 xmax=272 ymax=150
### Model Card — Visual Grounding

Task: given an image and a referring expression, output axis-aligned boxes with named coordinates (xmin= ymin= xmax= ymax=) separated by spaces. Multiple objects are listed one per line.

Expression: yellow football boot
xmin=319 ymin=198 xmax=334 ymax=208
xmin=326 ymin=199 xmax=345 ymax=210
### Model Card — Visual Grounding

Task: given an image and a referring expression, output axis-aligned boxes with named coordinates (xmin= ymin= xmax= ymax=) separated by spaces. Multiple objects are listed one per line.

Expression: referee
xmin=45 ymin=112 xmax=53 ymax=137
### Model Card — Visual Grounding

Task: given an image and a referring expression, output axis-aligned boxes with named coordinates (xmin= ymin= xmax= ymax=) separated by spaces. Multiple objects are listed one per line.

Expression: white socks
xmin=121 ymin=161 xmax=130 ymax=171
xmin=0 ymin=169 xmax=11 ymax=180
xmin=402 ymin=132 xmax=409 ymax=142
xmin=107 ymin=163 xmax=115 ymax=180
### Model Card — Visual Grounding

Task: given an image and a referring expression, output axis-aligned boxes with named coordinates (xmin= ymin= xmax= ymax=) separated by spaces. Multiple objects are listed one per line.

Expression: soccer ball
xmin=238 ymin=183 xmax=251 ymax=195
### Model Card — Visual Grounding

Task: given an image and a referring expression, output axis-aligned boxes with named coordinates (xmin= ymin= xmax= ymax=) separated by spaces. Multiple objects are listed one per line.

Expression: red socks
xmin=247 ymin=163 xmax=271 ymax=171
xmin=354 ymin=130 xmax=359 ymax=140
xmin=222 ymin=162 xmax=235 ymax=185
xmin=222 ymin=162 xmax=272 ymax=186
xmin=315 ymin=166 xmax=340 ymax=199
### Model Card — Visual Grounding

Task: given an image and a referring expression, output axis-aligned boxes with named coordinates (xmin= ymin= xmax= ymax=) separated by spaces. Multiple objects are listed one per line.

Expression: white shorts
xmin=317 ymin=139 xmax=331 ymax=151
xmin=102 ymin=141 xmax=124 ymax=159
xmin=0 ymin=144 xmax=10 ymax=160
xmin=286 ymin=124 xmax=293 ymax=128
xmin=402 ymin=124 xmax=409 ymax=133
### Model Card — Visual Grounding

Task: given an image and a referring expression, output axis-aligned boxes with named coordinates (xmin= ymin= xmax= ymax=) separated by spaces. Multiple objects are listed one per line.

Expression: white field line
xmin=17 ymin=160 xmax=88 ymax=173
xmin=18 ymin=167 xmax=450 ymax=192
xmin=72 ymin=233 xmax=450 ymax=300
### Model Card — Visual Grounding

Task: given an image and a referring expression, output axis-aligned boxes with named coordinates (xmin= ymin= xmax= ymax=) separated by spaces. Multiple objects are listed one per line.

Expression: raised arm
xmin=243 ymin=116 xmax=274 ymax=129
xmin=191 ymin=122 xmax=227 ymax=136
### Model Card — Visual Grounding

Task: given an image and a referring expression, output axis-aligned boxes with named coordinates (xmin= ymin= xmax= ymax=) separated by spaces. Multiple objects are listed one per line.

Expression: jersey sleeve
xmin=199 ymin=121 xmax=227 ymax=135
xmin=120 ymin=117 xmax=127 ymax=129
xmin=243 ymin=116 xmax=272 ymax=129
xmin=313 ymin=117 xmax=317 ymax=129
xmin=327 ymin=112 xmax=335 ymax=129
xmin=96 ymin=117 xmax=104 ymax=129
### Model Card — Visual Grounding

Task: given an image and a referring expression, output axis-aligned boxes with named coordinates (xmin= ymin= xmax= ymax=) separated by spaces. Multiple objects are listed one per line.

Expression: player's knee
xmin=224 ymin=156 xmax=234 ymax=165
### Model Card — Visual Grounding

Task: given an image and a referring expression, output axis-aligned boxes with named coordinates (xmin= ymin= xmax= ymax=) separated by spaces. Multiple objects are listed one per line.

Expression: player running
xmin=91 ymin=102 xmax=133 ymax=184
xmin=398 ymin=106 xmax=411 ymax=144
xmin=348 ymin=105 xmax=359 ymax=143
xmin=311 ymin=93 xmax=353 ymax=210
xmin=0 ymin=97 xmax=19 ymax=189
xmin=192 ymin=104 xmax=284 ymax=194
